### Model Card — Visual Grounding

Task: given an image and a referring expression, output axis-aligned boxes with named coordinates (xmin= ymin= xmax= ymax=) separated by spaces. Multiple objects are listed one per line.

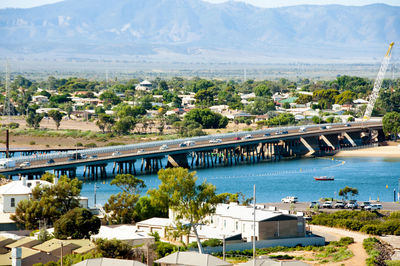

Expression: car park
xmin=334 ymin=201 xmax=345 ymax=209
xmin=160 ymin=144 xmax=169 ymax=150
xmin=309 ymin=201 xmax=319 ymax=208
xmin=244 ymin=134 xmax=253 ymax=139
xmin=47 ymin=159 xmax=55 ymax=164
xmin=365 ymin=204 xmax=382 ymax=211
xmin=20 ymin=162 xmax=31 ymax=167
xmin=281 ymin=196 xmax=298 ymax=203
xmin=112 ymin=151 xmax=121 ymax=156
xmin=322 ymin=201 xmax=333 ymax=208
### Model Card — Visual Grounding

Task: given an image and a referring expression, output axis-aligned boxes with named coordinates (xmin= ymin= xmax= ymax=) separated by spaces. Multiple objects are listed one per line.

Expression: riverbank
xmin=335 ymin=144 xmax=400 ymax=158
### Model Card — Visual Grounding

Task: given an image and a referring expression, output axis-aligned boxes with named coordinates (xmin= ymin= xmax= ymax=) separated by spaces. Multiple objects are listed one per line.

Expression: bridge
xmin=0 ymin=121 xmax=383 ymax=179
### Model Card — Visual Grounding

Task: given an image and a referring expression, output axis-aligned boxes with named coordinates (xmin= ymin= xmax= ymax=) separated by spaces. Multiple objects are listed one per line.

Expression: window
xmin=235 ymin=221 xmax=238 ymax=231
xmin=10 ymin=198 xmax=15 ymax=207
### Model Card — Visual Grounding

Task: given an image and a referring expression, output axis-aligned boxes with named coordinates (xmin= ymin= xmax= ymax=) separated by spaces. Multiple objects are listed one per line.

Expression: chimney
xmin=11 ymin=247 xmax=21 ymax=266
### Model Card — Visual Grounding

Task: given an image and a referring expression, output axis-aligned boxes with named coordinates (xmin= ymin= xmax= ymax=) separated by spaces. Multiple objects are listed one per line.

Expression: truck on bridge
xmin=0 ymin=159 xmax=16 ymax=169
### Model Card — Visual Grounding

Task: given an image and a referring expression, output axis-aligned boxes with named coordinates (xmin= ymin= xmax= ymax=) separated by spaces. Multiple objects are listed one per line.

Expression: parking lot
xmin=262 ymin=201 xmax=400 ymax=213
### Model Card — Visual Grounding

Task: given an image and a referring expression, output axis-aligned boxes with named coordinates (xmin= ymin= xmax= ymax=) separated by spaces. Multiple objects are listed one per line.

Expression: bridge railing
xmin=10 ymin=121 xmax=378 ymax=163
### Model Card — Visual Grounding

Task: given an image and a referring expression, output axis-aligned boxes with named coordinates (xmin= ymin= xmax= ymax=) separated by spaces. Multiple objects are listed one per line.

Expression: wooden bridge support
xmin=83 ymin=164 xmax=108 ymax=180
xmin=53 ymin=167 xmax=77 ymax=179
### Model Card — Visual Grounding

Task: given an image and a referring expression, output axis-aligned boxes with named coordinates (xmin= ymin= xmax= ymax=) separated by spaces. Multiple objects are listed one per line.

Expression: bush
xmin=84 ymin=143 xmax=97 ymax=148
xmin=155 ymin=242 xmax=178 ymax=258
xmin=54 ymin=208 xmax=100 ymax=239
xmin=76 ymin=142 xmax=83 ymax=147
xmin=8 ymin=122 xmax=19 ymax=129
xmin=29 ymin=141 xmax=36 ymax=145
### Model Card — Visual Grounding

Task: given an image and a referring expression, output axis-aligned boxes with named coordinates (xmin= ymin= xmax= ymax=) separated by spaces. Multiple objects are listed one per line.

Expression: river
xmin=79 ymin=156 xmax=400 ymax=207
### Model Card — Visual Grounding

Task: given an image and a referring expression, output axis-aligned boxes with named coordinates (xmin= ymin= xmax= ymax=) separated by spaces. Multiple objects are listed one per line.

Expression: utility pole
xmin=253 ymin=184 xmax=256 ymax=266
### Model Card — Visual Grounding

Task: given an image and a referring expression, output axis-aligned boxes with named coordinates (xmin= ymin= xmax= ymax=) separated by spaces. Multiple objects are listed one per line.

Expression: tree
xmin=184 ymin=108 xmax=228 ymax=129
xmin=11 ymin=175 xmax=82 ymax=229
xmin=338 ymin=186 xmax=359 ymax=200
xmin=62 ymin=102 xmax=74 ymax=118
xmin=245 ymin=97 xmax=275 ymax=115
xmin=95 ymin=238 xmax=133 ymax=259
xmin=96 ymin=114 xmax=115 ymax=133
xmin=295 ymin=94 xmax=312 ymax=104
xmin=254 ymin=84 xmax=272 ymax=97
xmin=383 ymin=112 xmax=400 ymax=140
xmin=54 ymin=208 xmax=100 ymax=239
xmin=112 ymin=117 xmax=136 ymax=135
xmin=148 ymin=168 xmax=220 ymax=253
xmin=26 ymin=111 xmax=44 ymax=129
xmin=104 ymin=174 xmax=146 ymax=224
xmin=48 ymin=110 xmax=63 ymax=130
xmin=99 ymin=90 xmax=121 ymax=105
xmin=335 ymin=90 xmax=355 ymax=105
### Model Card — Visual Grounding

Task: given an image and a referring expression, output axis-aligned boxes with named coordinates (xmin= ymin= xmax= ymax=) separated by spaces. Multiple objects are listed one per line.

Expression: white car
xmin=137 ymin=149 xmax=145 ymax=154
xmin=365 ymin=204 xmax=382 ymax=211
xmin=244 ymin=134 xmax=253 ymax=139
xmin=281 ymin=196 xmax=298 ymax=203
xmin=160 ymin=144 xmax=169 ymax=150
xmin=20 ymin=162 xmax=31 ymax=167
xmin=209 ymin=139 xmax=222 ymax=143
xmin=322 ymin=201 xmax=333 ymax=208
xmin=112 ymin=151 xmax=121 ymax=156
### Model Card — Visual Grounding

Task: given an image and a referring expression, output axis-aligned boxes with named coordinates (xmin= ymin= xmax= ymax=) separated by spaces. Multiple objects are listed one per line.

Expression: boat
xmin=314 ymin=176 xmax=334 ymax=181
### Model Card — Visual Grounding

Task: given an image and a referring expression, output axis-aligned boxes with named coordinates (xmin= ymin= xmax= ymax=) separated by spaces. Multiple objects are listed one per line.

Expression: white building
xmin=32 ymin=95 xmax=49 ymax=104
xmin=0 ymin=179 xmax=52 ymax=213
xmin=135 ymin=80 xmax=152 ymax=92
xmin=91 ymin=225 xmax=154 ymax=246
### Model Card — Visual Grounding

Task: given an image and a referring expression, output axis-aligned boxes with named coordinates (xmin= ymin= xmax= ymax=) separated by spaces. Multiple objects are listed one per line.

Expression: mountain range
xmin=0 ymin=0 xmax=399 ymax=63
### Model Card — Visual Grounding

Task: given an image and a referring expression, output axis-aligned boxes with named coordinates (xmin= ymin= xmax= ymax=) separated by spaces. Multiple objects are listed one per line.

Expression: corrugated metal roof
xmin=155 ymin=251 xmax=232 ymax=266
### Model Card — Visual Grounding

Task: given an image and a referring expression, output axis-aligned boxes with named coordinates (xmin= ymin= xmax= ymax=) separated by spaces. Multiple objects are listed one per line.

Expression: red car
xmin=234 ymin=137 xmax=241 ymax=140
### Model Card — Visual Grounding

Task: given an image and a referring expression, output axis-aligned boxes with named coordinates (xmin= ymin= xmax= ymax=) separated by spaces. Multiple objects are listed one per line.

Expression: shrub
xmin=8 ymin=122 xmax=19 ymax=129
xmin=29 ymin=141 xmax=36 ymax=145
xmin=76 ymin=142 xmax=83 ymax=147
xmin=84 ymin=143 xmax=97 ymax=148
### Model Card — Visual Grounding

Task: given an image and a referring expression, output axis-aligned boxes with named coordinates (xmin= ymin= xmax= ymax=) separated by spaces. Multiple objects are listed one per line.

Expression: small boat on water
xmin=314 ymin=176 xmax=334 ymax=181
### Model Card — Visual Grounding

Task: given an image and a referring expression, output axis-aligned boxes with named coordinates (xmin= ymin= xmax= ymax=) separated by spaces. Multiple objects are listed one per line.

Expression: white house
xmin=135 ymin=80 xmax=152 ymax=92
xmin=0 ymin=179 xmax=52 ymax=213
xmin=91 ymin=225 xmax=154 ymax=246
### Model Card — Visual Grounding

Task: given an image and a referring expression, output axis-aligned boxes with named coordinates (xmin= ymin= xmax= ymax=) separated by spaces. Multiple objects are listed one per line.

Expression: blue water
xmin=80 ymin=156 xmax=400 ymax=207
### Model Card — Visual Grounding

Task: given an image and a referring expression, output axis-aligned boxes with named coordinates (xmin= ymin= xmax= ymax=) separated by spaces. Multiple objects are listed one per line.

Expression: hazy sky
xmin=1 ymin=0 xmax=399 ymax=9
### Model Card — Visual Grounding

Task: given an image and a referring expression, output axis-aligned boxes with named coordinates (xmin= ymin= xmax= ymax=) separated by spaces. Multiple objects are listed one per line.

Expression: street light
xmin=94 ymin=183 xmax=100 ymax=206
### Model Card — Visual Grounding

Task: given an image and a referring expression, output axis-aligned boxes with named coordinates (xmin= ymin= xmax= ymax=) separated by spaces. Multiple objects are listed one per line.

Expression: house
xmin=139 ymin=203 xmax=306 ymax=245
xmin=32 ymin=95 xmax=49 ymax=104
xmin=0 ymin=179 xmax=52 ymax=213
xmin=155 ymin=251 xmax=232 ymax=266
xmin=32 ymin=239 xmax=80 ymax=257
xmin=135 ymin=80 xmax=152 ymax=92
xmin=0 ymin=247 xmax=58 ymax=266
xmin=6 ymin=237 xmax=41 ymax=249
xmin=73 ymin=258 xmax=147 ymax=266
xmin=209 ymin=105 xmax=229 ymax=114
xmin=90 ymin=225 xmax=155 ymax=246
xmin=179 ymin=94 xmax=196 ymax=107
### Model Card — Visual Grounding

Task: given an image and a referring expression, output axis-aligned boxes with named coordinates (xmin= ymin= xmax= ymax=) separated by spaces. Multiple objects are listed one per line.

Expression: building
xmin=155 ymin=251 xmax=232 ymax=266
xmin=0 ymin=179 xmax=52 ymax=213
xmin=32 ymin=95 xmax=49 ymax=104
xmin=135 ymin=80 xmax=152 ymax=92
xmin=91 ymin=225 xmax=155 ymax=246
xmin=0 ymin=247 xmax=58 ymax=266
xmin=73 ymin=258 xmax=147 ymax=266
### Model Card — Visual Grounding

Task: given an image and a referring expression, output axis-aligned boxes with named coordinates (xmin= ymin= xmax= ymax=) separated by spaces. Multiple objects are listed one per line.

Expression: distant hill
xmin=0 ymin=0 xmax=399 ymax=62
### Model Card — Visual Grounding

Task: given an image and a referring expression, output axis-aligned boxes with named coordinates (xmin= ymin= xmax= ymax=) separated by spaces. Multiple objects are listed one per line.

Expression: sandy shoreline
xmin=334 ymin=145 xmax=400 ymax=158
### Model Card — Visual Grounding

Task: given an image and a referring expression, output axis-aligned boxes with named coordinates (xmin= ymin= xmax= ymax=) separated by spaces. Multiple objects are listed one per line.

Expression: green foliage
xmin=26 ymin=111 xmax=44 ymax=129
xmin=11 ymin=175 xmax=82 ymax=229
xmin=99 ymin=90 xmax=121 ymax=105
xmin=40 ymin=172 xmax=55 ymax=183
xmin=313 ymin=89 xmax=339 ymax=109
xmin=104 ymin=174 xmax=146 ymax=224
xmin=48 ymin=110 xmax=63 ymax=129
xmin=96 ymin=114 xmax=115 ymax=133
xmin=54 ymin=208 xmax=101 ymax=239
xmin=245 ymin=97 xmax=275 ymax=115
xmin=173 ymin=120 xmax=206 ymax=137
xmin=184 ymin=108 xmax=228 ymax=129
xmin=295 ymin=94 xmax=312 ymax=104
xmin=95 ymin=238 xmax=133 ymax=259
xmin=49 ymin=94 xmax=71 ymax=104
xmin=155 ymin=242 xmax=179 ymax=258
xmin=383 ymin=111 xmax=400 ymax=139
xmin=363 ymin=237 xmax=381 ymax=266
xmin=338 ymin=186 xmax=358 ymax=200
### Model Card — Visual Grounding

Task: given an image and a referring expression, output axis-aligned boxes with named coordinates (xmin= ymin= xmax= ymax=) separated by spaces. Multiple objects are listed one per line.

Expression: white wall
xmin=1 ymin=194 xmax=29 ymax=213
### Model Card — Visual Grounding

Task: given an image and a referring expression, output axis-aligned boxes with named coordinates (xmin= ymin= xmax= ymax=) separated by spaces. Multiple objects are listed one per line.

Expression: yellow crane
xmin=363 ymin=42 xmax=395 ymax=121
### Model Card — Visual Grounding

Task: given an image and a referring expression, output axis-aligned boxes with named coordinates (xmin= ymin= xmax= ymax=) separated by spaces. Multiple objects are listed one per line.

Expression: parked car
xmin=179 ymin=143 xmax=187 ymax=147
xmin=334 ymin=201 xmax=345 ymax=209
xmin=360 ymin=201 xmax=371 ymax=210
xmin=365 ymin=204 xmax=382 ymax=211
xmin=281 ymin=196 xmax=298 ymax=203
xmin=309 ymin=201 xmax=319 ymax=208
xmin=263 ymin=133 xmax=271 ymax=137
xmin=112 ymin=151 xmax=121 ymax=156
xmin=345 ymin=201 xmax=358 ymax=209
xmin=47 ymin=159 xmax=55 ymax=164
xmin=209 ymin=139 xmax=223 ymax=143
xmin=322 ymin=201 xmax=333 ymax=208
xmin=20 ymin=162 xmax=31 ymax=167
xmin=160 ymin=144 xmax=169 ymax=150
